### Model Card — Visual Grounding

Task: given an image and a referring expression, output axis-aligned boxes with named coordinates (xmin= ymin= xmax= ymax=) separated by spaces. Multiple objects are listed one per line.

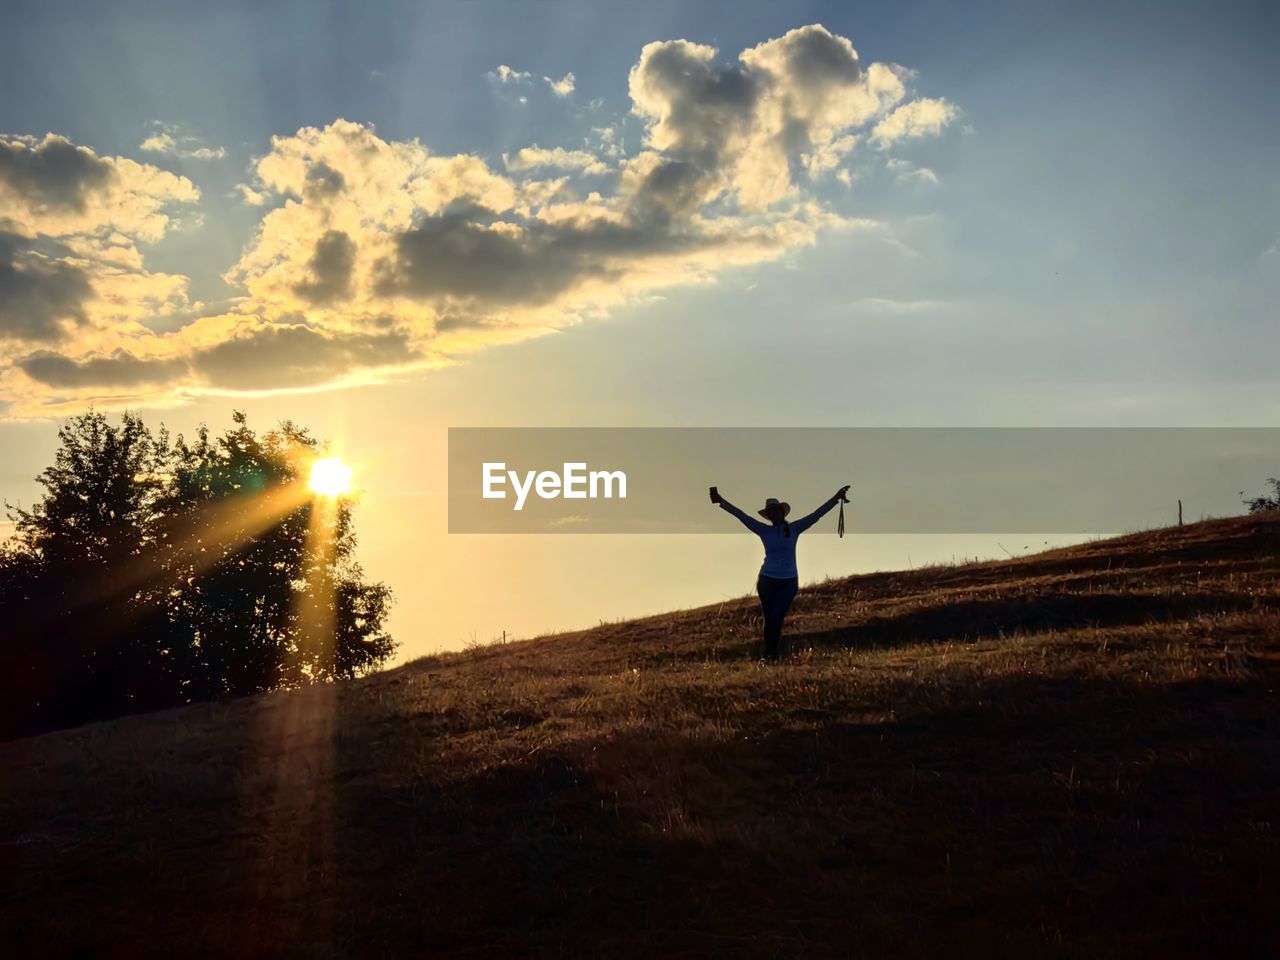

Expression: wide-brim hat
xmin=757 ymin=497 xmax=790 ymax=520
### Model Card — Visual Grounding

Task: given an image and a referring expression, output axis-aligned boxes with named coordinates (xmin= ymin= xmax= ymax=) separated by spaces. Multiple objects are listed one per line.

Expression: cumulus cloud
xmin=375 ymin=212 xmax=621 ymax=306
xmin=0 ymin=134 xmax=199 ymax=241
xmin=139 ymin=124 xmax=227 ymax=160
xmin=139 ymin=132 xmax=173 ymax=152
xmin=624 ymin=25 xmax=921 ymax=210
xmin=871 ymin=97 xmax=957 ymax=147
xmin=804 ymin=134 xmax=859 ymax=177
xmin=0 ymin=232 xmax=94 ymax=342
xmin=0 ymin=133 xmax=204 ymax=411
xmin=0 ymin=134 xmax=112 ymax=211
xmin=503 ymin=145 xmax=610 ymax=176
xmin=189 ymin=323 xmax=420 ymax=391
xmin=487 ymin=65 xmax=531 ymax=85
xmin=545 ymin=72 xmax=576 ymax=97
xmin=1 ymin=24 xmax=956 ymax=416
xmin=223 ymin=116 xmax=846 ymax=355
xmin=292 ymin=229 xmax=357 ymax=304
xmin=236 ymin=182 xmax=269 ymax=206
xmin=18 ymin=347 xmax=189 ymax=387
xmin=592 ymin=125 xmax=623 ymax=157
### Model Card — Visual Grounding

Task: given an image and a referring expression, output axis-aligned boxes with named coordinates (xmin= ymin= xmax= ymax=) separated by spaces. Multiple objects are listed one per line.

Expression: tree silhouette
xmin=1 ymin=412 xmax=173 ymax=733
xmin=0 ymin=410 xmax=395 ymax=738
xmin=1243 ymin=478 xmax=1280 ymax=515
xmin=157 ymin=411 xmax=393 ymax=697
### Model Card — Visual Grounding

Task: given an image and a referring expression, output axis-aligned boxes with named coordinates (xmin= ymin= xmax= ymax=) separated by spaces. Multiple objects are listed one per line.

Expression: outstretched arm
xmin=790 ymin=485 xmax=851 ymax=534
xmin=715 ymin=494 xmax=768 ymax=534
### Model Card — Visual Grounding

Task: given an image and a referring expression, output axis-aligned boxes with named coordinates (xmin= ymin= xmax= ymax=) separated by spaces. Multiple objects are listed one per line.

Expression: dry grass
xmin=3 ymin=514 xmax=1279 ymax=957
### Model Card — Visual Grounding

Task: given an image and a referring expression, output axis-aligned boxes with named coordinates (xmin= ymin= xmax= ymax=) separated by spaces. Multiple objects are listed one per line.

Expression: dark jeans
xmin=757 ymin=575 xmax=799 ymax=660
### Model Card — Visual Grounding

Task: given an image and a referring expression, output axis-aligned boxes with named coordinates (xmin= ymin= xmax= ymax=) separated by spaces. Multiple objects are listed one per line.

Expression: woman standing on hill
xmin=711 ymin=485 xmax=850 ymax=661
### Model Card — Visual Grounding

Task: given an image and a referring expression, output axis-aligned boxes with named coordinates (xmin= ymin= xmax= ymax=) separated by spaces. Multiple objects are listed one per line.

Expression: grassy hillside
xmin=3 ymin=514 xmax=1279 ymax=957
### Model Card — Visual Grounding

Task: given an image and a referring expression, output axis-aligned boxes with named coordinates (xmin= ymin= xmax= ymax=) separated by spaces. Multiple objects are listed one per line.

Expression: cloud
xmin=214 ymin=112 xmax=858 ymax=387
xmin=0 ymin=134 xmax=113 ymax=211
xmin=0 ymin=24 xmax=955 ymax=416
xmin=139 ymin=123 xmax=227 ymax=160
xmin=375 ymin=211 xmax=632 ymax=306
xmin=592 ymin=125 xmax=623 ymax=157
xmin=872 ymin=97 xmax=957 ymax=147
xmin=292 ymin=229 xmax=356 ymax=304
xmin=189 ymin=323 xmax=419 ymax=391
xmin=0 ymin=232 xmax=94 ymax=342
xmin=304 ymin=161 xmax=345 ymax=197
xmin=0 ymin=134 xmax=203 ymax=411
xmin=0 ymin=136 xmax=199 ymax=337
xmin=803 ymin=134 xmax=859 ymax=176
xmin=545 ymin=72 xmax=576 ymax=97
xmin=547 ymin=515 xmax=588 ymax=528
xmin=626 ymin=24 xmax=916 ymax=210
xmin=503 ymin=145 xmax=610 ymax=176
xmin=0 ymin=134 xmax=199 ymax=242
xmin=236 ymin=183 xmax=268 ymax=206
xmin=18 ymin=347 xmax=189 ymax=387
xmin=886 ymin=157 xmax=938 ymax=184
xmin=139 ymin=132 xmax=174 ymax=152
xmin=487 ymin=65 xmax=531 ymax=84
xmin=901 ymin=167 xmax=938 ymax=184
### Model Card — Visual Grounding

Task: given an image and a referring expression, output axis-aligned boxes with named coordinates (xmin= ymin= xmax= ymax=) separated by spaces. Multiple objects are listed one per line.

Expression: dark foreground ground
xmin=2 ymin=514 xmax=1279 ymax=957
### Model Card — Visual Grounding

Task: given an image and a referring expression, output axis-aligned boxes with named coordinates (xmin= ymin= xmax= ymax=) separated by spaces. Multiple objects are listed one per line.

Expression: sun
xmin=309 ymin=457 xmax=353 ymax=497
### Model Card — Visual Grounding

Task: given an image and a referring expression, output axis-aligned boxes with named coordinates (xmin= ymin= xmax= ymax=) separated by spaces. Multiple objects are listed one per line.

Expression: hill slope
xmin=3 ymin=515 xmax=1279 ymax=957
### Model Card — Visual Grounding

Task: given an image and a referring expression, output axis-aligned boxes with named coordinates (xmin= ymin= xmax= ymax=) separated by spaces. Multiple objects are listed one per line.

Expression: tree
xmin=0 ymin=411 xmax=173 ymax=733
xmin=157 ymin=411 xmax=394 ymax=698
xmin=0 ymin=410 xmax=395 ymax=739
xmin=1243 ymin=478 xmax=1280 ymax=514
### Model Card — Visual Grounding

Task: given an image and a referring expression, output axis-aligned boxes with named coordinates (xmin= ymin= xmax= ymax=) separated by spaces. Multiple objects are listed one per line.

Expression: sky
xmin=2 ymin=0 xmax=1278 ymax=659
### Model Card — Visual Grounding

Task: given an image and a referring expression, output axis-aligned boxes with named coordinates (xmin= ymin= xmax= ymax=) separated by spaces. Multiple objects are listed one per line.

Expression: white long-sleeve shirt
xmin=718 ymin=494 xmax=842 ymax=579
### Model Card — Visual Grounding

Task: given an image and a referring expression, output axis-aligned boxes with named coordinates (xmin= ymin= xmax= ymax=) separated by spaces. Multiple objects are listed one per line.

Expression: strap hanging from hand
xmin=837 ymin=496 xmax=846 ymax=538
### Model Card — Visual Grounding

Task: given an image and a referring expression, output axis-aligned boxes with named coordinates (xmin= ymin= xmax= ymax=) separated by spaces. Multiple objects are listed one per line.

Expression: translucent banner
xmin=447 ymin=428 xmax=1279 ymax=534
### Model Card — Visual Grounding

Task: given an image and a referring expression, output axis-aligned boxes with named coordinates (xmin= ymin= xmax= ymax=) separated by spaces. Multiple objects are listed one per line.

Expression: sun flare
xmin=309 ymin=457 xmax=353 ymax=497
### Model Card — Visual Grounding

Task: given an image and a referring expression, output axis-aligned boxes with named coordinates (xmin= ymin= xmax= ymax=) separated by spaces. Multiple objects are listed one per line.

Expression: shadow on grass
xmin=323 ymin=671 xmax=1280 ymax=956
xmin=7 ymin=666 xmax=1277 ymax=957
xmin=793 ymin=592 xmax=1278 ymax=654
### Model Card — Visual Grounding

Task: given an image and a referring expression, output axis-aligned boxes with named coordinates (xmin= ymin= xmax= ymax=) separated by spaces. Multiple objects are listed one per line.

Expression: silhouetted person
xmin=711 ymin=485 xmax=850 ymax=660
